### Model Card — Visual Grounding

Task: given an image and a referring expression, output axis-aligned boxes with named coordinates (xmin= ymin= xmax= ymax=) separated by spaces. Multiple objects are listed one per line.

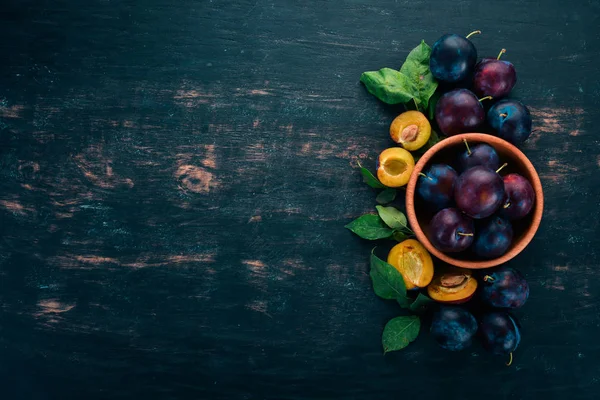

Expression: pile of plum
xmin=431 ymin=32 xmax=532 ymax=144
xmin=431 ymin=268 xmax=529 ymax=362
xmin=418 ymin=142 xmax=535 ymax=259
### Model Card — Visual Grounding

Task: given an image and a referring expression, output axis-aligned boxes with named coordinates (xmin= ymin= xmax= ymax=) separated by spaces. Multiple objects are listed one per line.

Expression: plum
xmin=454 ymin=166 xmax=505 ymax=219
xmin=429 ymin=31 xmax=480 ymax=83
xmin=389 ymin=111 xmax=431 ymax=151
xmin=501 ymin=174 xmax=535 ymax=220
xmin=480 ymin=312 xmax=521 ymax=361
xmin=457 ymin=140 xmax=500 ymax=172
xmin=431 ymin=306 xmax=478 ymax=351
xmin=427 ymin=267 xmax=478 ymax=304
xmin=387 ymin=239 xmax=434 ymax=290
xmin=481 ymin=267 xmax=529 ymax=308
xmin=376 ymin=148 xmax=415 ymax=188
xmin=473 ymin=216 xmax=513 ymax=259
xmin=435 ymin=89 xmax=486 ymax=136
xmin=429 ymin=208 xmax=474 ymax=252
xmin=417 ymin=164 xmax=458 ymax=210
xmin=487 ymin=99 xmax=532 ymax=145
xmin=473 ymin=49 xmax=517 ymax=99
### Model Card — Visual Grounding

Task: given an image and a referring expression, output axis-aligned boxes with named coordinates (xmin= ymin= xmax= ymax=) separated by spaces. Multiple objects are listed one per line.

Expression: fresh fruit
xmin=454 ymin=165 xmax=505 ymax=219
xmin=429 ymin=31 xmax=480 ymax=83
xmin=457 ymin=140 xmax=500 ymax=172
xmin=390 ymin=111 xmax=431 ymax=151
xmin=429 ymin=208 xmax=475 ymax=252
xmin=473 ymin=49 xmax=517 ymax=99
xmin=387 ymin=239 xmax=434 ymax=290
xmin=417 ymin=164 xmax=458 ymax=210
xmin=435 ymin=89 xmax=486 ymax=136
xmin=481 ymin=267 xmax=529 ymax=308
xmin=480 ymin=312 xmax=521 ymax=359
xmin=487 ymin=99 xmax=532 ymax=144
xmin=500 ymin=174 xmax=535 ymax=220
xmin=473 ymin=216 xmax=513 ymax=259
xmin=427 ymin=267 xmax=478 ymax=304
xmin=376 ymin=148 xmax=415 ymax=187
xmin=430 ymin=306 xmax=478 ymax=351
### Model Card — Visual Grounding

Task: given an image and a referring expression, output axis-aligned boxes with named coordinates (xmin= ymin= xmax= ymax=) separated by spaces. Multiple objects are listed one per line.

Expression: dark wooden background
xmin=1 ymin=0 xmax=599 ymax=399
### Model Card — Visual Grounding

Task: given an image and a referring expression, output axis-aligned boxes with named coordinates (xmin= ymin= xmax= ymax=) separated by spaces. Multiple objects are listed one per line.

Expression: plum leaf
xmin=369 ymin=251 xmax=407 ymax=299
xmin=400 ymin=40 xmax=438 ymax=110
xmin=357 ymin=161 xmax=386 ymax=189
xmin=376 ymin=188 xmax=397 ymax=204
xmin=409 ymin=293 xmax=436 ymax=314
xmin=376 ymin=205 xmax=408 ymax=229
xmin=345 ymin=214 xmax=393 ymax=240
xmin=360 ymin=68 xmax=414 ymax=105
xmin=382 ymin=315 xmax=421 ymax=353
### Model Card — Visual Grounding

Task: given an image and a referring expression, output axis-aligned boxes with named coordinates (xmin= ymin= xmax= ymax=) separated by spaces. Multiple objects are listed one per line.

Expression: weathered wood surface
xmin=1 ymin=0 xmax=599 ymax=398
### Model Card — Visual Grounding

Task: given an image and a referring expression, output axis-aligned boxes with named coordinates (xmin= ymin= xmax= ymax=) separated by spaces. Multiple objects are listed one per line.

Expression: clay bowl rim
xmin=405 ymin=133 xmax=544 ymax=269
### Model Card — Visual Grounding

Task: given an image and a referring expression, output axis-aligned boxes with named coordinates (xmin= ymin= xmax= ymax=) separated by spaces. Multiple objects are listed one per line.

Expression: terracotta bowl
xmin=405 ymin=133 xmax=543 ymax=269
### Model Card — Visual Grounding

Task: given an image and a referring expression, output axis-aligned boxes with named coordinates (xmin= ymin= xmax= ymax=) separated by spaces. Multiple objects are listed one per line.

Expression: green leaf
xmin=360 ymin=68 xmax=414 ymax=105
xmin=409 ymin=293 xmax=436 ymax=314
xmin=357 ymin=161 xmax=386 ymax=189
xmin=382 ymin=316 xmax=421 ymax=354
xmin=392 ymin=230 xmax=409 ymax=242
xmin=399 ymin=41 xmax=438 ymax=110
xmin=369 ymin=251 xmax=407 ymax=299
xmin=376 ymin=206 xmax=408 ymax=230
xmin=427 ymin=91 xmax=441 ymax=120
xmin=345 ymin=214 xmax=393 ymax=240
xmin=376 ymin=188 xmax=397 ymax=204
xmin=396 ymin=296 xmax=414 ymax=308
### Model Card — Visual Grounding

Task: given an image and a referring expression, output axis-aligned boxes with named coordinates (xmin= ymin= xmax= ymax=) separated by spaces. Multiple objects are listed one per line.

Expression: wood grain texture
xmin=1 ymin=0 xmax=599 ymax=399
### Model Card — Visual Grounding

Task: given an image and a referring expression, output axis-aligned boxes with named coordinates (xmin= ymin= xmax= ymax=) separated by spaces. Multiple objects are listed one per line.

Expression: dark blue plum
xmin=487 ymin=100 xmax=532 ymax=145
xmin=480 ymin=312 xmax=521 ymax=355
xmin=430 ymin=33 xmax=478 ymax=83
xmin=481 ymin=268 xmax=529 ymax=308
xmin=429 ymin=208 xmax=474 ymax=253
xmin=435 ymin=89 xmax=485 ymax=136
xmin=455 ymin=166 xmax=505 ymax=219
xmin=457 ymin=142 xmax=500 ymax=172
xmin=501 ymin=174 xmax=535 ymax=220
xmin=417 ymin=164 xmax=458 ymax=210
xmin=431 ymin=306 xmax=478 ymax=351
xmin=474 ymin=216 xmax=513 ymax=259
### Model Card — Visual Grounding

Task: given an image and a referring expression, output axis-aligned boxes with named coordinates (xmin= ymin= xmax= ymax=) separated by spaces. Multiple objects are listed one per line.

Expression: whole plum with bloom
xmin=429 ymin=32 xmax=479 ymax=83
xmin=473 ymin=216 xmax=513 ymax=259
xmin=501 ymin=174 xmax=535 ymax=220
xmin=457 ymin=142 xmax=500 ymax=172
xmin=417 ymin=164 xmax=458 ymax=210
xmin=454 ymin=166 xmax=505 ymax=219
xmin=481 ymin=268 xmax=529 ymax=308
xmin=435 ymin=89 xmax=485 ymax=136
xmin=431 ymin=306 xmax=478 ymax=351
xmin=488 ymin=100 xmax=532 ymax=145
xmin=480 ymin=312 xmax=521 ymax=355
xmin=473 ymin=49 xmax=517 ymax=99
xmin=429 ymin=208 xmax=474 ymax=253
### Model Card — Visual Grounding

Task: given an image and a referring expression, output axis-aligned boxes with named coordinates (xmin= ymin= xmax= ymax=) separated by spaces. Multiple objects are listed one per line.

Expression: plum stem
xmin=479 ymin=96 xmax=493 ymax=102
xmin=457 ymin=232 xmax=474 ymax=237
xmin=419 ymin=172 xmax=433 ymax=181
xmin=466 ymin=30 xmax=482 ymax=39
xmin=463 ymin=139 xmax=472 ymax=156
xmin=497 ymin=48 xmax=507 ymax=60
xmin=500 ymin=113 xmax=508 ymax=117
xmin=496 ymin=163 xmax=508 ymax=173
xmin=483 ymin=275 xmax=495 ymax=282
xmin=504 ymin=202 xmax=511 ymax=208
xmin=506 ymin=352 xmax=513 ymax=367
